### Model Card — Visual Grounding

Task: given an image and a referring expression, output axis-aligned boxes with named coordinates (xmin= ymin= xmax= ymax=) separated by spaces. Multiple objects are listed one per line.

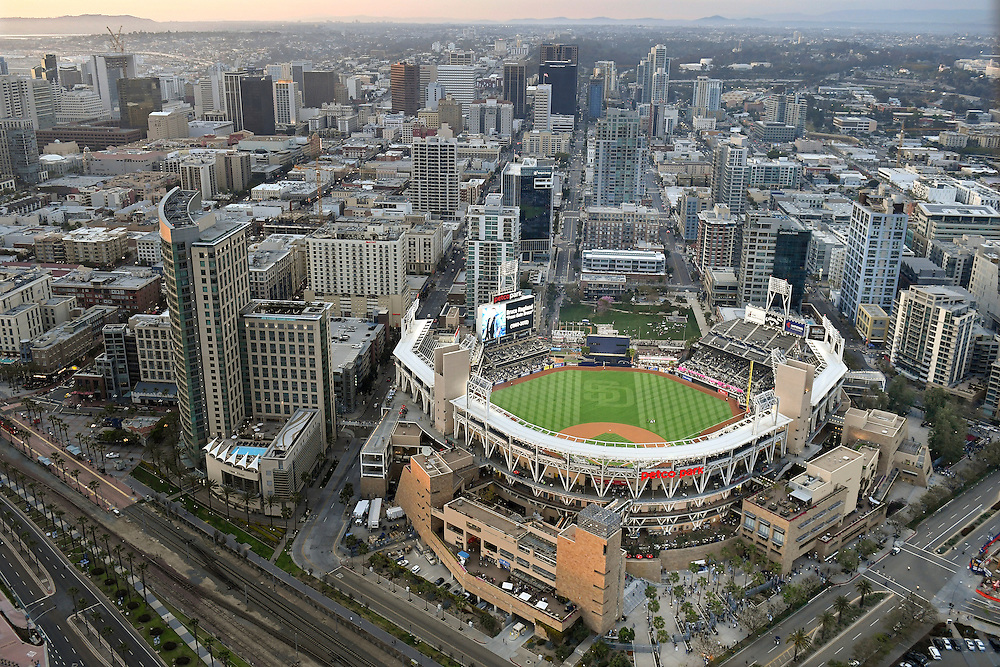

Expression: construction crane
xmin=106 ymin=26 xmax=126 ymax=54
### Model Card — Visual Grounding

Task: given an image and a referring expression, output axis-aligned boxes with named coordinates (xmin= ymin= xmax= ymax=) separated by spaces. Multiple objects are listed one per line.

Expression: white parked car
xmin=105 ymin=452 xmax=120 ymax=459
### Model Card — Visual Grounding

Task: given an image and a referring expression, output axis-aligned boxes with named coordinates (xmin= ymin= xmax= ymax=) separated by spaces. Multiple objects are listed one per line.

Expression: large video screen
xmin=477 ymin=294 xmax=535 ymax=342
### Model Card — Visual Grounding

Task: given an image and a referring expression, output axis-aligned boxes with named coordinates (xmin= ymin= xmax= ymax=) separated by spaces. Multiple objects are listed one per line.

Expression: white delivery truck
xmin=368 ymin=498 xmax=383 ymax=531
xmin=386 ymin=506 xmax=406 ymax=521
xmin=352 ymin=499 xmax=370 ymax=525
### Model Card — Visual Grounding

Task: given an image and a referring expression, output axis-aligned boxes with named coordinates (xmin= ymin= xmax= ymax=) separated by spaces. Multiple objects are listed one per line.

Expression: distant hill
xmin=0 ymin=14 xmax=161 ymax=35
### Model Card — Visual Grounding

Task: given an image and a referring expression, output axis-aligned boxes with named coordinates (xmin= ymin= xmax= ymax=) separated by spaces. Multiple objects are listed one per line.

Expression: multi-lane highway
xmin=0 ymin=490 xmax=160 ymax=667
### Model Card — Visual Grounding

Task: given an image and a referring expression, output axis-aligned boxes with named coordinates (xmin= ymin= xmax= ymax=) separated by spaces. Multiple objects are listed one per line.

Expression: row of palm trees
xmin=785 ymin=580 xmax=876 ymax=661
xmin=202 ymin=477 xmax=300 ymax=528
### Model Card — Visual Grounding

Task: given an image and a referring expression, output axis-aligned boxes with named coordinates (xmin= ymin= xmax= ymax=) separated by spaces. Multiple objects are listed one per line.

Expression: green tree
xmin=929 ymin=405 xmax=965 ymax=463
xmin=819 ymin=610 xmax=837 ymax=640
xmin=787 ymin=627 xmax=811 ymax=660
xmin=922 ymin=387 xmax=951 ymax=424
xmin=609 ymin=652 xmax=632 ymax=667
xmin=856 ymin=579 xmax=874 ymax=607
xmin=886 ymin=376 xmax=915 ymax=415
xmin=837 ymin=549 xmax=860 ymax=573
xmin=834 ymin=595 xmax=852 ymax=624
xmin=618 ymin=627 xmax=635 ymax=643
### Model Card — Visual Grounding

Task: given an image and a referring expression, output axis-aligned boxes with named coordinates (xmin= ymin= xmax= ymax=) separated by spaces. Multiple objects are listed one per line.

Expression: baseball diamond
xmin=490 ymin=367 xmax=738 ymax=443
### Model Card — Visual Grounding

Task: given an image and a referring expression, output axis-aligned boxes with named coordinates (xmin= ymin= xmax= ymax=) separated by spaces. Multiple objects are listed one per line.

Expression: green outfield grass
xmin=491 ymin=369 xmax=734 ymax=442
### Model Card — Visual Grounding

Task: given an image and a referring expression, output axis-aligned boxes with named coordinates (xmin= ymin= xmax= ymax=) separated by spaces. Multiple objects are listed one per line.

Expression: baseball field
xmin=490 ymin=367 xmax=737 ymax=444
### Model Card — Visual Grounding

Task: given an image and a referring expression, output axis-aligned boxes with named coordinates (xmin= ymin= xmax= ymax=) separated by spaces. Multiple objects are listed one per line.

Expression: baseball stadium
xmin=388 ymin=296 xmax=849 ymax=536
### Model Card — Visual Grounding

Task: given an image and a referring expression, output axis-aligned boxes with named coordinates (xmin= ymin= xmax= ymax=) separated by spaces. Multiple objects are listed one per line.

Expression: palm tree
xmin=240 ymin=490 xmax=253 ymax=524
xmin=220 ymin=485 xmax=234 ymax=520
xmin=51 ymin=452 xmax=64 ymax=479
xmin=191 ymin=617 xmax=201 ymax=659
xmin=205 ymin=478 xmax=219 ymax=513
xmin=204 ymin=637 xmax=216 ymax=667
xmin=137 ymin=560 xmax=149 ymax=603
xmin=281 ymin=506 xmax=292 ymax=528
xmin=834 ymin=595 xmax=852 ymax=625
xmin=70 ymin=468 xmax=81 ymax=490
xmin=819 ymin=610 xmax=837 ymax=640
xmin=218 ymin=647 xmax=231 ymax=667
xmin=265 ymin=493 xmax=278 ymax=527
xmin=101 ymin=533 xmax=113 ymax=576
xmin=856 ymin=579 xmax=874 ymax=607
xmin=68 ymin=586 xmax=80 ymax=613
xmin=87 ymin=480 xmax=101 ymax=505
xmin=787 ymin=627 xmax=811 ymax=660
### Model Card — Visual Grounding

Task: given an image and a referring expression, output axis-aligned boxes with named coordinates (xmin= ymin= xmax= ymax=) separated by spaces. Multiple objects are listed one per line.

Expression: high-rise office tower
xmin=637 ymin=44 xmax=669 ymax=105
xmin=223 ymin=71 xmax=275 ymax=134
xmin=533 ymin=84 xmax=552 ymax=131
xmin=0 ymin=58 xmax=7 ymax=76
xmin=588 ymin=77 xmax=604 ymax=119
xmin=117 ymin=77 xmax=162 ymax=130
xmin=411 ymin=135 xmax=459 ymax=218
xmin=888 ymin=286 xmax=976 ymax=386
xmin=467 ymin=193 xmax=520 ymax=311
xmin=159 ymin=187 xmax=251 ymax=459
xmin=302 ymin=71 xmax=345 ymax=108
xmin=839 ymin=192 xmax=908 ymax=323
xmin=737 ymin=213 xmax=811 ymax=309
xmin=502 ymin=159 xmax=554 ymax=259
xmin=390 ymin=62 xmax=421 ymax=116
xmin=691 ymin=76 xmax=722 ymax=114
xmin=436 ymin=96 xmax=463 ymax=133
xmin=594 ymin=60 xmax=617 ymax=99
xmin=502 ymin=63 xmax=526 ymax=119
xmin=289 ymin=61 xmax=311 ymax=91
xmin=0 ymin=75 xmax=57 ymax=129
xmin=435 ymin=65 xmax=478 ymax=113
xmin=0 ymin=119 xmax=40 ymax=185
xmin=711 ymin=140 xmax=749 ymax=216
xmin=593 ymin=109 xmax=646 ymax=206
xmin=273 ymin=80 xmax=301 ymax=125
xmin=539 ymin=43 xmax=578 ymax=65
xmin=90 ymin=53 xmax=137 ymax=114
xmin=35 ymin=54 xmax=58 ymax=84
xmin=538 ymin=61 xmax=577 ymax=116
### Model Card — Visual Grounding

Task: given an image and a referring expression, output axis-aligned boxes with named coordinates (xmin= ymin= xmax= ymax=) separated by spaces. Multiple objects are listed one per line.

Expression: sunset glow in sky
xmin=2 ymin=0 xmax=984 ymax=23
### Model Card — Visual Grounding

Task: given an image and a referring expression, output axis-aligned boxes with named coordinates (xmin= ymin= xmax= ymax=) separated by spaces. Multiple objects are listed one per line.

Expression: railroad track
xmin=129 ymin=503 xmax=384 ymax=667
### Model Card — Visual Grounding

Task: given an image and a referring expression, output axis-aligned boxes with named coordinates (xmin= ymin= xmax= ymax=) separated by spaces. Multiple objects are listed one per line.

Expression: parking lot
xmin=909 ymin=625 xmax=1000 ymax=667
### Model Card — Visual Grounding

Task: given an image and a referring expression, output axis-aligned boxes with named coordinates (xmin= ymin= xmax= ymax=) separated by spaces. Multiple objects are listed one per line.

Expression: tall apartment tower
xmin=637 ymin=44 xmax=669 ymax=105
xmin=594 ymin=60 xmax=617 ymax=99
xmin=533 ymin=84 xmax=552 ymax=131
xmin=738 ymin=213 xmax=811 ymax=309
xmin=839 ymin=192 xmax=908 ymax=324
xmin=764 ymin=93 xmax=806 ymax=135
xmin=593 ymin=109 xmax=646 ymax=206
xmin=159 ymin=188 xmax=251 ymax=459
xmin=692 ymin=77 xmax=722 ymax=114
xmin=501 ymin=63 xmax=526 ymax=119
xmin=467 ymin=193 xmax=520 ymax=311
xmin=695 ymin=204 xmax=740 ymax=274
xmin=411 ymin=135 xmax=459 ymax=218
xmin=539 ymin=43 xmax=578 ymax=65
xmin=888 ymin=286 xmax=976 ymax=386
xmin=501 ymin=158 xmax=554 ymax=258
xmin=273 ymin=80 xmax=301 ymax=125
xmin=35 ymin=54 xmax=58 ymax=84
xmin=711 ymin=140 xmax=749 ymax=216
xmin=0 ymin=118 xmax=40 ymax=185
xmin=390 ymin=62 xmax=421 ymax=116
xmin=0 ymin=75 xmax=57 ymax=129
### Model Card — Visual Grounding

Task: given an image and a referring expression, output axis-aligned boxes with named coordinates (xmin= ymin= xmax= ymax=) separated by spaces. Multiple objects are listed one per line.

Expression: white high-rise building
xmin=593 ymin=108 xmax=647 ymax=206
xmin=888 ymin=285 xmax=975 ymax=387
xmin=411 ymin=134 xmax=459 ymax=218
xmin=273 ymin=80 xmax=301 ymax=125
xmin=55 ymin=88 xmax=110 ymax=123
xmin=691 ymin=77 xmax=722 ymax=113
xmin=0 ymin=75 xmax=57 ymax=129
xmin=839 ymin=192 xmax=908 ymax=324
xmin=533 ymin=84 xmax=552 ymax=131
xmin=638 ymin=45 xmax=669 ymax=105
xmin=159 ymin=188 xmax=251 ymax=458
xmin=711 ymin=140 xmax=749 ymax=216
xmin=435 ymin=65 xmax=478 ymax=112
xmin=467 ymin=193 xmax=520 ymax=311
xmin=468 ymin=98 xmax=513 ymax=138
xmin=594 ymin=60 xmax=617 ymax=99
xmin=89 ymin=53 xmax=136 ymax=114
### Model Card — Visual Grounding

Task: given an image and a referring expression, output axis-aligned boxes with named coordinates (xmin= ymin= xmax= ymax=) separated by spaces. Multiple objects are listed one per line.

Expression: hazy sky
xmin=3 ymin=0 xmax=987 ymax=22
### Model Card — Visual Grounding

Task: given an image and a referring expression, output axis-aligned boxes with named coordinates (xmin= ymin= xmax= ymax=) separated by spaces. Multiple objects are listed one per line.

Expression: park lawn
xmin=559 ymin=303 xmax=698 ymax=340
xmin=491 ymin=369 xmax=732 ymax=442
